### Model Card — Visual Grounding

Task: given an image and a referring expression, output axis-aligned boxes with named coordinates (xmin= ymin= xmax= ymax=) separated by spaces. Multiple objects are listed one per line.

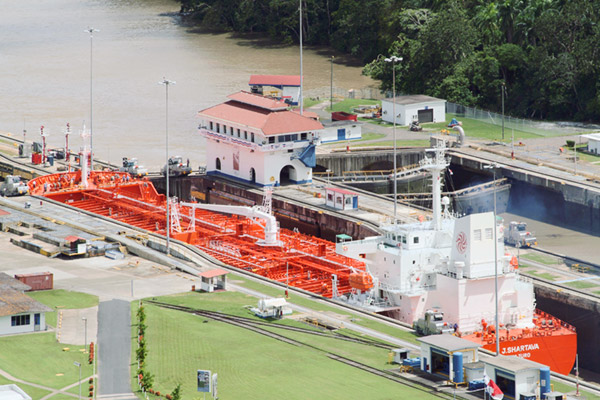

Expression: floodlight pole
xmin=484 ymin=163 xmax=500 ymax=356
xmin=384 ymin=56 xmax=403 ymax=224
xmin=330 ymin=56 xmax=334 ymax=119
xmin=82 ymin=317 xmax=87 ymax=352
xmin=85 ymin=27 xmax=99 ymax=171
xmin=159 ymin=78 xmax=175 ymax=255
xmin=74 ymin=361 xmax=82 ymax=400
xmin=299 ymin=0 xmax=303 ymax=115
xmin=501 ymin=82 xmax=505 ymax=141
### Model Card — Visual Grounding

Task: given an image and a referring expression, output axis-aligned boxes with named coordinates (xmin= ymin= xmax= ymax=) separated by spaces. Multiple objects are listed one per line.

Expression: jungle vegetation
xmin=178 ymin=0 xmax=600 ymax=122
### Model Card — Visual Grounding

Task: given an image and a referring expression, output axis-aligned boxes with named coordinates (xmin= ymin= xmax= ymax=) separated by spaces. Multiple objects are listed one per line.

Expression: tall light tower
xmin=330 ymin=55 xmax=334 ymax=119
xmin=159 ymin=78 xmax=175 ymax=255
xmin=384 ymin=55 xmax=402 ymax=224
xmin=484 ymin=162 xmax=500 ymax=356
xmin=85 ymin=27 xmax=99 ymax=171
xmin=298 ymin=0 xmax=303 ymax=115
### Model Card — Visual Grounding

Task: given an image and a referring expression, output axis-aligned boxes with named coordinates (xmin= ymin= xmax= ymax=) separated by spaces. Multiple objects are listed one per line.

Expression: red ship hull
xmin=462 ymin=309 xmax=577 ymax=375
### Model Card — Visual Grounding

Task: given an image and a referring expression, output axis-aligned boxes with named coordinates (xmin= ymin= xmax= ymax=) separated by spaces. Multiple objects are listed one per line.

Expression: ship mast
xmin=420 ymin=141 xmax=449 ymax=231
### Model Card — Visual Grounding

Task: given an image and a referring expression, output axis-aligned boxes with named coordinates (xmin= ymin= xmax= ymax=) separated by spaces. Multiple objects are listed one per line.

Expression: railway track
xmin=146 ymin=300 xmax=457 ymax=400
xmin=146 ymin=300 xmax=392 ymax=349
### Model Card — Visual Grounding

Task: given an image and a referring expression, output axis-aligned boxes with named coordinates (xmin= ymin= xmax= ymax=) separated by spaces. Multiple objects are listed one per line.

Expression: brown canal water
xmin=0 ymin=0 xmax=377 ymax=170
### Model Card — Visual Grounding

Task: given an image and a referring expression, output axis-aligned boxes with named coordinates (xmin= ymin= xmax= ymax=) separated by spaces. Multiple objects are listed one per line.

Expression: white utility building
xmin=484 ymin=355 xmax=552 ymax=400
xmin=417 ymin=334 xmax=480 ymax=384
xmin=198 ymin=91 xmax=323 ymax=186
xmin=581 ymin=133 xmax=600 ymax=154
xmin=381 ymin=95 xmax=446 ymax=126
xmin=0 ymin=273 xmax=52 ymax=336
xmin=320 ymin=120 xmax=362 ymax=143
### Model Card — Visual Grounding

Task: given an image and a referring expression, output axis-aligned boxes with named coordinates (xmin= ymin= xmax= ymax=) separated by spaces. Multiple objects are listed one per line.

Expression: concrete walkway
xmin=97 ymin=300 xmax=137 ymax=400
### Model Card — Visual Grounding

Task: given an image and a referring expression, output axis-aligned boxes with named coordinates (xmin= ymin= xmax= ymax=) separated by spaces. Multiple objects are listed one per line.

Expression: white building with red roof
xmin=249 ymin=75 xmax=301 ymax=105
xmin=198 ymin=91 xmax=323 ymax=186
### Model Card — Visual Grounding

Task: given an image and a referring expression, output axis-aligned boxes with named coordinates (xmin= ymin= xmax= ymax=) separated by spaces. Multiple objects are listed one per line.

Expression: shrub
xmin=566 ymin=140 xmax=575 ymax=148
xmin=89 ymin=378 xmax=94 ymax=384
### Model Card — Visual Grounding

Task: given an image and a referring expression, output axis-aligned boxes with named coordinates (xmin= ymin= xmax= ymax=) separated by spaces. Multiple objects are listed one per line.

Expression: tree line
xmin=178 ymin=0 xmax=600 ymax=122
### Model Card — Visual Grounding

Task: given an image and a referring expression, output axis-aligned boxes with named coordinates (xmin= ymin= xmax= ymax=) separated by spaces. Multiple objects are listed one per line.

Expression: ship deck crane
xmin=180 ymin=202 xmax=281 ymax=246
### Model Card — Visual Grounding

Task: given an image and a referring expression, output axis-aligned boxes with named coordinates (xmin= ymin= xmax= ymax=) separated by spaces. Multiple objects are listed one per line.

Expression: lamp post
xmin=82 ymin=317 xmax=87 ymax=352
xmin=501 ymin=82 xmax=505 ymax=141
xmin=384 ymin=55 xmax=402 ymax=224
xmin=73 ymin=361 xmax=82 ymax=400
xmin=484 ymin=163 xmax=500 ymax=356
xmin=330 ymin=56 xmax=334 ymax=119
xmin=298 ymin=0 xmax=303 ymax=116
xmin=159 ymin=78 xmax=175 ymax=255
xmin=85 ymin=27 xmax=99 ymax=171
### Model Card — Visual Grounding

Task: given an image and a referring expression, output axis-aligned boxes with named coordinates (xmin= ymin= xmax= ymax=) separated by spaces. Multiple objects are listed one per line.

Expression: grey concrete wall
xmin=315 ymin=149 xmax=425 ymax=175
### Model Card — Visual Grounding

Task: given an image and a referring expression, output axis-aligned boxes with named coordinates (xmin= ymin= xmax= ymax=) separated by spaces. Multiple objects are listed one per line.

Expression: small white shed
xmin=581 ymin=133 xmax=600 ymax=154
xmin=320 ymin=120 xmax=362 ymax=143
xmin=198 ymin=269 xmax=229 ymax=293
xmin=483 ymin=355 xmax=551 ymax=400
xmin=326 ymin=187 xmax=359 ymax=210
xmin=417 ymin=335 xmax=480 ymax=384
xmin=382 ymin=95 xmax=446 ymax=126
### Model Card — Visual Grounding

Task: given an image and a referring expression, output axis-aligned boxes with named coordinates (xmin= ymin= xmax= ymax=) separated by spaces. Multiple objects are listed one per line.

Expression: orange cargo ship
xmin=28 ymin=169 xmax=577 ymax=375
xmin=28 ymin=170 xmax=371 ymax=298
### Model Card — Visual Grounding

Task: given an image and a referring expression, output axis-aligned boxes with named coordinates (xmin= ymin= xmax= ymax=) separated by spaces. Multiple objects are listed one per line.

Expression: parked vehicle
xmin=119 ymin=157 xmax=148 ymax=177
xmin=410 ymin=121 xmax=423 ymax=131
xmin=161 ymin=156 xmax=192 ymax=177
xmin=504 ymin=221 xmax=537 ymax=248
xmin=0 ymin=175 xmax=29 ymax=196
xmin=413 ymin=310 xmax=455 ymax=336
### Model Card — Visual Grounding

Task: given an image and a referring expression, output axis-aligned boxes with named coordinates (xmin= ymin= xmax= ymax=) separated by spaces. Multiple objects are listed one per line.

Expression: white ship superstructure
xmin=336 ymin=143 xmax=536 ymax=334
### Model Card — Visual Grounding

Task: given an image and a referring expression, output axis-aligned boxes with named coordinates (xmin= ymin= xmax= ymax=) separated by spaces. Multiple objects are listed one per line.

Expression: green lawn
xmin=28 ymin=289 xmax=99 ymax=328
xmin=523 ymin=271 xmax=559 ymax=281
xmin=576 ymin=151 xmax=600 ymax=163
xmin=231 ymin=275 xmax=417 ymax=344
xmin=303 ymin=97 xmax=322 ymax=109
xmin=0 ymin=332 xmax=92 ymax=390
xmin=519 ymin=253 xmax=559 ymax=265
xmin=564 ymin=280 xmax=599 ymax=290
xmin=133 ymin=295 xmax=441 ymax=400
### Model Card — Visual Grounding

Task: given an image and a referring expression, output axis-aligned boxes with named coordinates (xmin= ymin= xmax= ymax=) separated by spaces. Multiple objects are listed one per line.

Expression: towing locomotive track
xmin=145 ymin=300 xmax=457 ymax=400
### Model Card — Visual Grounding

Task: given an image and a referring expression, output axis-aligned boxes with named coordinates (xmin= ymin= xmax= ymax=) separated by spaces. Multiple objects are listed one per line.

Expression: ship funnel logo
xmin=456 ymin=232 xmax=467 ymax=254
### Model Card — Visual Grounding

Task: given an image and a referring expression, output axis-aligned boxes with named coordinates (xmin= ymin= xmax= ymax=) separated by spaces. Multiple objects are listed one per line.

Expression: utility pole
xmin=501 ymin=82 xmax=505 ymax=141
xmin=159 ymin=78 xmax=175 ymax=255
xmin=330 ymin=56 xmax=334 ymax=120
xmin=85 ymin=27 xmax=99 ymax=171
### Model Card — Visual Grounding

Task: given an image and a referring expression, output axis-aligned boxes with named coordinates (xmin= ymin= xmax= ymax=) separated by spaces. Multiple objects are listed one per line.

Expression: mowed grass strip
xmin=137 ymin=294 xmax=436 ymax=400
xmin=519 ymin=253 xmax=558 ymax=265
xmin=230 ymin=276 xmax=418 ymax=345
xmin=0 ymin=332 xmax=92 ymax=390
xmin=28 ymin=289 xmax=99 ymax=328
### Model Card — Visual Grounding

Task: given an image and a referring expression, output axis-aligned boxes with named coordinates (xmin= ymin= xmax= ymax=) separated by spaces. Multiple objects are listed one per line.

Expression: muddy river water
xmin=1 ymin=0 xmax=376 ymax=170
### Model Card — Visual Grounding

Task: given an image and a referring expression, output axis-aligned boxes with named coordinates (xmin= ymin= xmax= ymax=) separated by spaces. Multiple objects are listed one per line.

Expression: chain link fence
xmin=446 ymin=101 xmax=600 ymax=136
xmin=304 ymin=88 xmax=600 ymax=136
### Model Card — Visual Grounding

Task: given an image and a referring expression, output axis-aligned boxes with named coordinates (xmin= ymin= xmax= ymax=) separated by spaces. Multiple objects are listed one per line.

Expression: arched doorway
xmin=279 ymin=165 xmax=297 ymax=185
xmin=249 ymin=167 xmax=256 ymax=184
xmin=215 ymin=157 xmax=221 ymax=170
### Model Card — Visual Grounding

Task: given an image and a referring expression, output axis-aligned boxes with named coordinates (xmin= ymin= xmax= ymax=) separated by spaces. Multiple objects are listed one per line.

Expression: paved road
xmin=98 ymin=299 xmax=137 ymax=400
